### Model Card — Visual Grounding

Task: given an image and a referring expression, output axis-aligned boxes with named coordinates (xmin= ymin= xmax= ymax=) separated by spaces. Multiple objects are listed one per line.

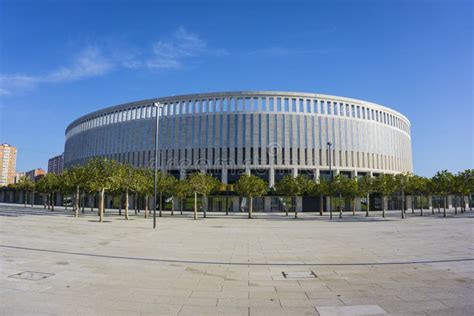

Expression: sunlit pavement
xmin=0 ymin=203 xmax=473 ymax=315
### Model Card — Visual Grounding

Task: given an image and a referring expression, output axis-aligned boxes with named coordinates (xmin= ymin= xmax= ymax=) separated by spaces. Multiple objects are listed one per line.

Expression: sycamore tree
xmin=114 ymin=164 xmax=135 ymax=220
xmin=86 ymin=158 xmax=120 ymax=222
xmin=432 ymin=170 xmax=454 ymax=217
xmin=155 ymin=172 xmax=176 ymax=217
xmin=373 ymin=174 xmax=396 ymax=218
xmin=235 ymin=174 xmax=268 ymax=219
xmin=36 ymin=173 xmax=60 ymax=211
xmin=394 ymin=173 xmax=411 ymax=219
xmin=67 ymin=165 xmax=88 ymax=217
xmin=172 ymin=180 xmax=192 ymax=215
xmin=309 ymin=178 xmax=328 ymax=216
xmin=188 ymin=172 xmax=220 ymax=220
xmin=275 ymin=175 xmax=311 ymax=218
xmin=131 ymin=168 xmax=154 ymax=219
xmin=16 ymin=177 xmax=35 ymax=208
xmin=358 ymin=175 xmax=373 ymax=217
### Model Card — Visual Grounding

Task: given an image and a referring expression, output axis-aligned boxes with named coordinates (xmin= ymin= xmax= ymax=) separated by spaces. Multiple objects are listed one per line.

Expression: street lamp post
xmin=153 ymin=102 xmax=163 ymax=229
xmin=327 ymin=141 xmax=333 ymax=220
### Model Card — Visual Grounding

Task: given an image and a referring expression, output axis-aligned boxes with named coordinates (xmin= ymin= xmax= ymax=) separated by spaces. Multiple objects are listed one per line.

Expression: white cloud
xmin=0 ymin=27 xmax=225 ymax=96
xmin=0 ymin=46 xmax=112 ymax=95
xmin=146 ymin=26 xmax=208 ymax=70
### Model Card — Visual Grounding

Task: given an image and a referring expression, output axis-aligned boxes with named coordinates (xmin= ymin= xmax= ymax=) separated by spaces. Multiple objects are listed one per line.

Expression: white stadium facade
xmin=64 ymin=91 xmax=412 ymax=188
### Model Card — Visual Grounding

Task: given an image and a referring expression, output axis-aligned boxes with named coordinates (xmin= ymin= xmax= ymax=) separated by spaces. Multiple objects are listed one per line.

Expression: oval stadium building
xmin=64 ymin=91 xmax=412 ymax=186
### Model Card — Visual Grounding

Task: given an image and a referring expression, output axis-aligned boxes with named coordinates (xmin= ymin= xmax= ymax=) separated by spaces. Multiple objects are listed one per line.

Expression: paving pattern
xmin=0 ymin=203 xmax=473 ymax=315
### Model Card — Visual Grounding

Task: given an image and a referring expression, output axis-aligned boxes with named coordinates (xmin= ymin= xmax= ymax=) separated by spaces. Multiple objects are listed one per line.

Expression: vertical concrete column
xmin=335 ymin=169 xmax=340 ymax=176
xmin=296 ymin=196 xmax=303 ymax=212
xmin=221 ymin=169 xmax=228 ymax=185
xmin=314 ymin=169 xmax=320 ymax=181
xmin=383 ymin=196 xmax=388 ymax=211
xmin=406 ymin=195 xmax=412 ymax=211
xmin=428 ymin=195 xmax=433 ymax=212
xmin=352 ymin=170 xmax=358 ymax=179
xmin=269 ymin=167 xmax=275 ymax=188
xmin=245 ymin=168 xmax=251 ymax=176
xmin=292 ymin=168 xmax=298 ymax=178
xmin=264 ymin=196 xmax=271 ymax=212
xmin=180 ymin=169 xmax=186 ymax=180
xmin=448 ymin=195 xmax=453 ymax=209
xmin=232 ymin=196 xmax=240 ymax=212
xmin=325 ymin=196 xmax=331 ymax=212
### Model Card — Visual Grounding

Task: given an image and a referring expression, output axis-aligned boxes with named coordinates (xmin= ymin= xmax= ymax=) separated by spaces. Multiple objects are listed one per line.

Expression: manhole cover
xmin=8 ymin=271 xmax=55 ymax=281
xmin=282 ymin=271 xmax=317 ymax=279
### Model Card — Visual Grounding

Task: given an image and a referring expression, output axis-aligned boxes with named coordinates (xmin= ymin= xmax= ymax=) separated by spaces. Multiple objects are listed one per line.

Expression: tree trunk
xmin=249 ymin=196 xmax=253 ymax=219
xmin=294 ymin=196 xmax=298 ymax=219
xmin=118 ymin=193 xmax=122 ymax=215
xmin=193 ymin=191 xmax=198 ymax=220
xmin=31 ymin=190 xmax=35 ymax=208
xmin=171 ymin=197 xmax=174 ymax=216
xmin=411 ymin=196 xmax=414 ymax=214
xmin=180 ymin=198 xmax=183 ymax=215
xmin=203 ymin=195 xmax=207 ymax=218
xmin=454 ymin=196 xmax=458 ymax=215
xmin=319 ymin=195 xmax=323 ymax=216
xmin=74 ymin=187 xmax=79 ymax=217
xmin=99 ymin=188 xmax=105 ymax=222
xmin=144 ymin=196 xmax=148 ymax=218
xmin=339 ymin=193 xmax=342 ymax=219
xmin=285 ymin=197 xmax=289 ymax=216
xmin=353 ymin=197 xmax=356 ymax=216
xmin=401 ymin=191 xmax=405 ymax=219
xmin=443 ymin=195 xmax=447 ymax=217
xmin=51 ymin=193 xmax=55 ymax=211
xmin=159 ymin=191 xmax=163 ymax=217
xmin=382 ymin=195 xmax=386 ymax=218
xmin=24 ymin=191 xmax=27 ymax=208
xmin=135 ymin=193 xmax=139 ymax=214
xmin=366 ymin=194 xmax=370 ymax=217
xmin=420 ymin=195 xmax=423 ymax=216
xmin=125 ymin=188 xmax=129 ymax=220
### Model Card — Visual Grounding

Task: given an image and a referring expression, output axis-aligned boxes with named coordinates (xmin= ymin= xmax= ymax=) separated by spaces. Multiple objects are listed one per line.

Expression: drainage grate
xmin=8 ymin=271 xmax=55 ymax=281
xmin=282 ymin=271 xmax=317 ymax=279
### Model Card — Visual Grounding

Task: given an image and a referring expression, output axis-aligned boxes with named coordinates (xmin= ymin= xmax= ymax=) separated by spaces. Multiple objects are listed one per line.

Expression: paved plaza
xmin=0 ymin=203 xmax=473 ymax=315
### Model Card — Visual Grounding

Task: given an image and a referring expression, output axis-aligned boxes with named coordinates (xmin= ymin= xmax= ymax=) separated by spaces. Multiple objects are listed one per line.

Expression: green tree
xmin=86 ymin=158 xmax=120 ymax=222
xmin=36 ymin=173 xmax=60 ymax=211
xmin=115 ymin=164 xmax=135 ymax=220
xmin=130 ymin=168 xmax=154 ymax=218
xmin=358 ymin=175 xmax=373 ymax=217
xmin=274 ymin=175 xmax=311 ymax=218
xmin=172 ymin=180 xmax=192 ymax=215
xmin=345 ymin=177 xmax=359 ymax=216
xmin=409 ymin=175 xmax=429 ymax=216
xmin=16 ymin=177 xmax=35 ymax=208
xmin=308 ymin=178 xmax=329 ymax=216
xmin=154 ymin=172 xmax=176 ymax=217
xmin=459 ymin=169 xmax=474 ymax=212
xmin=394 ymin=173 xmax=411 ymax=219
xmin=432 ymin=170 xmax=454 ymax=217
xmin=235 ymin=174 xmax=268 ymax=219
xmin=188 ymin=173 xmax=220 ymax=220
xmin=373 ymin=174 xmax=396 ymax=218
xmin=67 ymin=165 xmax=88 ymax=217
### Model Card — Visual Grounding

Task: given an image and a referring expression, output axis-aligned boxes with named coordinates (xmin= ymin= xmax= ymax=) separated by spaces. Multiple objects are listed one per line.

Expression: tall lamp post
xmin=153 ymin=102 xmax=163 ymax=229
xmin=327 ymin=141 xmax=333 ymax=220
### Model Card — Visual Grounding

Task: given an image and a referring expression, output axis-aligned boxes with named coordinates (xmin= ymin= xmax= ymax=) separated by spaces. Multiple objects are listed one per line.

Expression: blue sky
xmin=0 ymin=0 xmax=472 ymax=176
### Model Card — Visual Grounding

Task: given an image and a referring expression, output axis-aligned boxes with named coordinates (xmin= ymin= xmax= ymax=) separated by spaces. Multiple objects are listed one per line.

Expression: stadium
xmin=64 ymin=91 xmax=412 ymax=186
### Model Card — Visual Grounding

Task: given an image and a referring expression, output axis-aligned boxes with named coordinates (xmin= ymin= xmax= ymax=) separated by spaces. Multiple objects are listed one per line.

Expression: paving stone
xmin=0 ymin=203 xmax=472 ymax=315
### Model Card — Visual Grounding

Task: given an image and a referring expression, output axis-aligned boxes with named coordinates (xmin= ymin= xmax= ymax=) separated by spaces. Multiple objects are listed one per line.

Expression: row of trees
xmin=10 ymin=158 xmax=473 ymax=221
